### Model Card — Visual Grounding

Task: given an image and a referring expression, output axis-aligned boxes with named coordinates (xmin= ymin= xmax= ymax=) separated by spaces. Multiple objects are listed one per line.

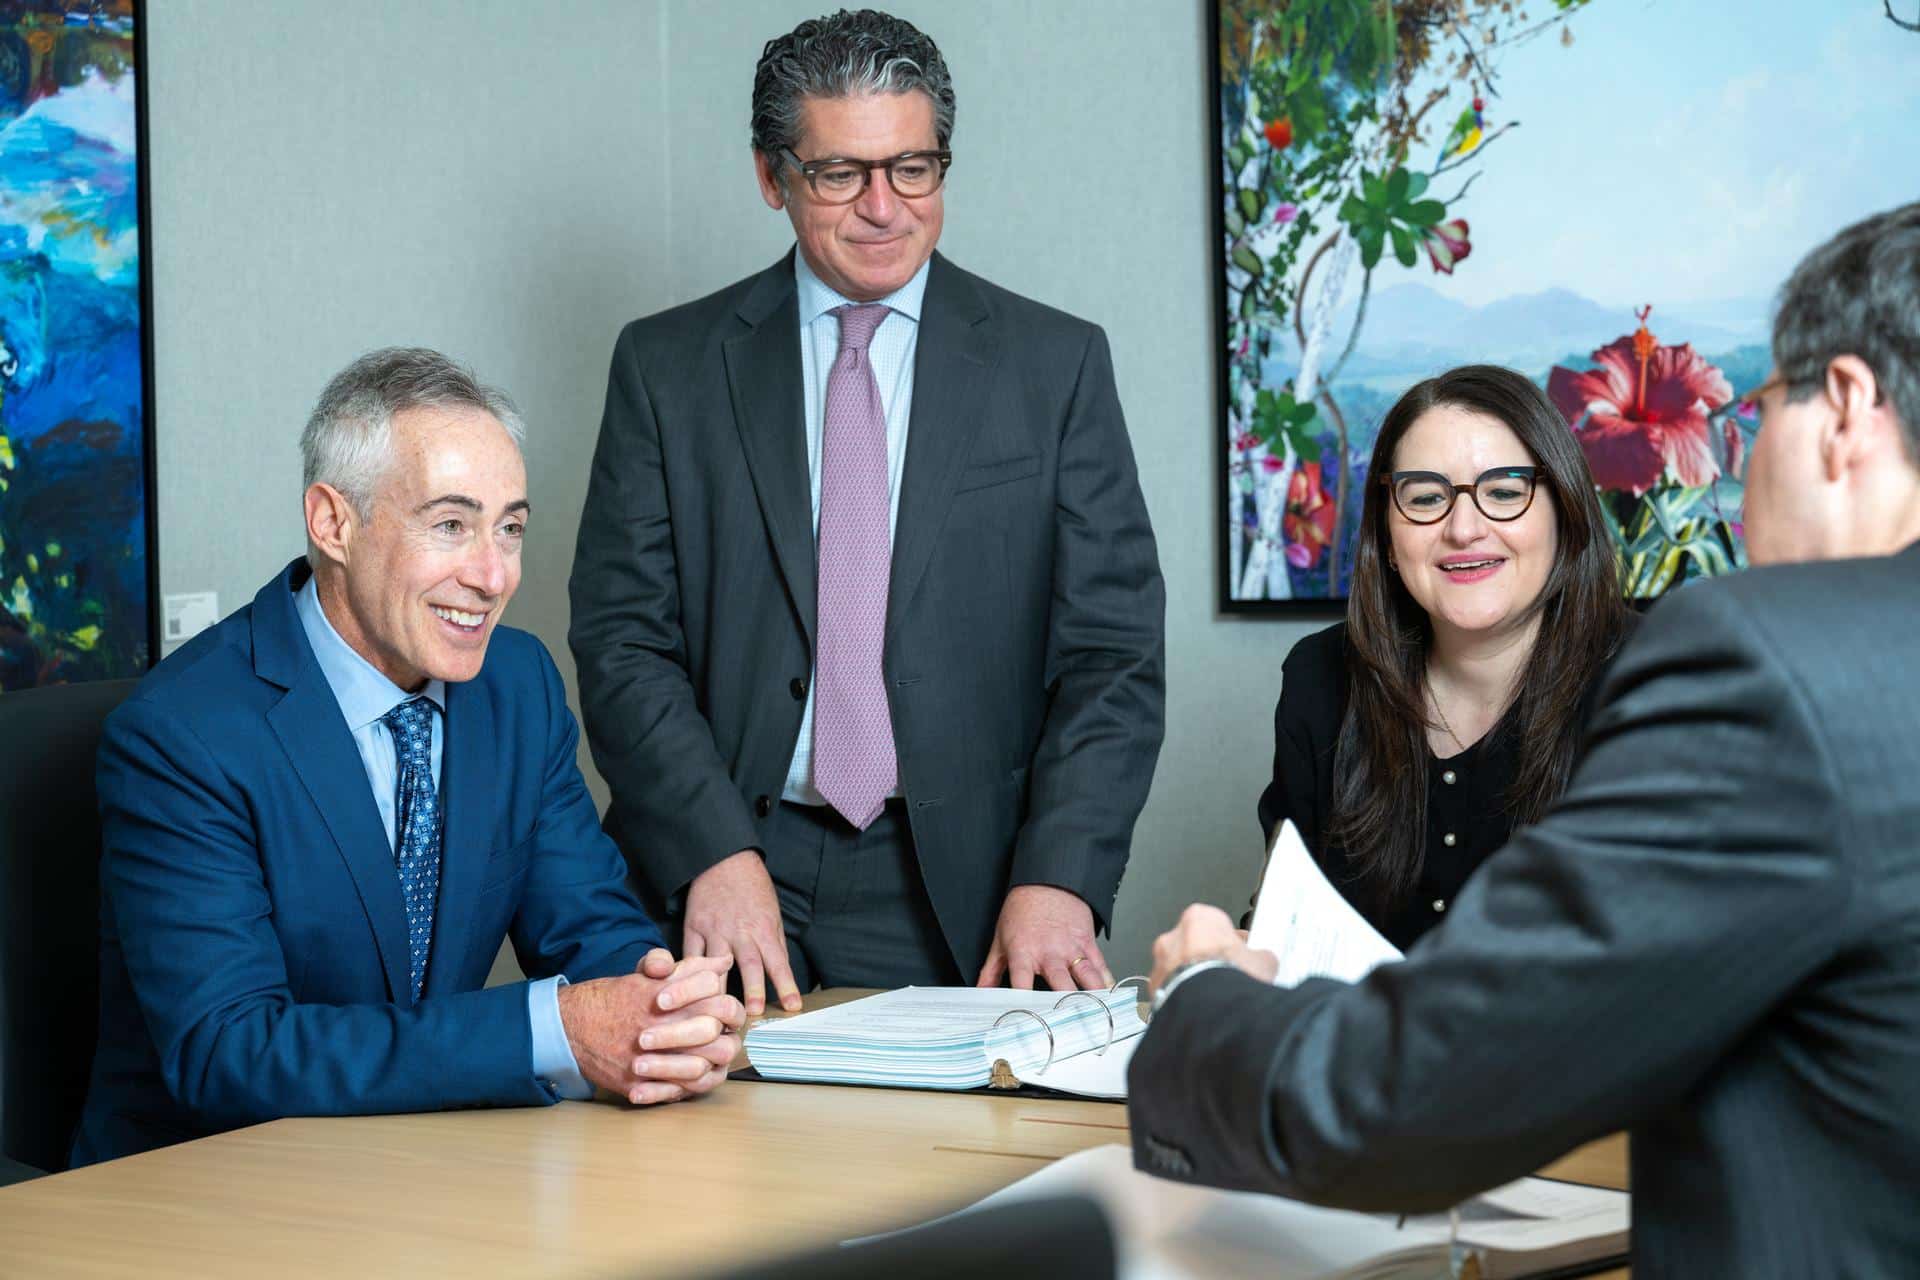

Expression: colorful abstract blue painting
xmin=0 ymin=1 xmax=151 ymax=687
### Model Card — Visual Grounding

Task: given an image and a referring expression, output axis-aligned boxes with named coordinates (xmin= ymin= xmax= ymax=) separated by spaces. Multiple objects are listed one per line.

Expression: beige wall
xmin=149 ymin=1 xmax=1326 ymax=978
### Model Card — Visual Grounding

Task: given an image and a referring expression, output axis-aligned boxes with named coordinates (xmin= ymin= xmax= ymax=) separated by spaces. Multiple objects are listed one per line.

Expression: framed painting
xmin=0 ymin=0 xmax=153 ymax=685
xmin=1214 ymin=0 xmax=1920 ymax=611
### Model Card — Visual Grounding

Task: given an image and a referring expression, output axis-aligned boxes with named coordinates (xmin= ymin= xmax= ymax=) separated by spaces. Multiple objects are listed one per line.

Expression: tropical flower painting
xmin=1216 ymin=0 xmax=1920 ymax=605
xmin=0 ymin=2 xmax=149 ymax=686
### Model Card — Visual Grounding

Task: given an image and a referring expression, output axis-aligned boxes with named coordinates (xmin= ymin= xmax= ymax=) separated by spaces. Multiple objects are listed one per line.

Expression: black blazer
xmin=568 ymin=252 xmax=1166 ymax=977
xmin=1133 ymin=543 xmax=1920 ymax=1276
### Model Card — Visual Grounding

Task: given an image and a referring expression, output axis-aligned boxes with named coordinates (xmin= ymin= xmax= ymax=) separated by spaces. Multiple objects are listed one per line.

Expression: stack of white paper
xmin=1248 ymin=821 xmax=1403 ymax=986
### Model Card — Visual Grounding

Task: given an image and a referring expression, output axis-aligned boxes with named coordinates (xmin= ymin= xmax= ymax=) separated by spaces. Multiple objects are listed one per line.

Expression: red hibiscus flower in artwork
xmin=1283 ymin=460 xmax=1336 ymax=569
xmin=1265 ymin=116 xmax=1294 ymax=150
xmin=1547 ymin=309 xmax=1733 ymax=496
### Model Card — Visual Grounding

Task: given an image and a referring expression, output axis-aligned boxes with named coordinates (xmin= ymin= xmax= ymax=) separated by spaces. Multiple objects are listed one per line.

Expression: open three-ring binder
xmin=743 ymin=984 xmax=1150 ymax=1099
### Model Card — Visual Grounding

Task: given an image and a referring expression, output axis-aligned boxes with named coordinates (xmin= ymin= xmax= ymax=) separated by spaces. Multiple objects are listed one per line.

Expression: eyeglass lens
xmin=805 ymin=154 xmax=944 ymax=202
xmin=1393 ymin=470 xmax=1536 ymax=523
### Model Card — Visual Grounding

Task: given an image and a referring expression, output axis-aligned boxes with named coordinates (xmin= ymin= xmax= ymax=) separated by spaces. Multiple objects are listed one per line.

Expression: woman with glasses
xmin=1255 ymin=364 xmax=1633 ymax=948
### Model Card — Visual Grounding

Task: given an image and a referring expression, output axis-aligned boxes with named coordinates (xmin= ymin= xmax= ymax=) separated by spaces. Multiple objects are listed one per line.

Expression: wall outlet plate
xmin=161 ymin=592 xmax=221 ymax=655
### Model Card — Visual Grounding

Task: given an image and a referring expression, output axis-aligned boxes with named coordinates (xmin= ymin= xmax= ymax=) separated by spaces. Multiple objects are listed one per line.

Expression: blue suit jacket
xmin=72 ymin=561 xmax=664 ymax=1165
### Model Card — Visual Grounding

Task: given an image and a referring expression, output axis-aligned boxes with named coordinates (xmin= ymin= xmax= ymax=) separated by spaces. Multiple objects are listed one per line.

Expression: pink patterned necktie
xmin=812 ymin=303 xmax=897 ymax=830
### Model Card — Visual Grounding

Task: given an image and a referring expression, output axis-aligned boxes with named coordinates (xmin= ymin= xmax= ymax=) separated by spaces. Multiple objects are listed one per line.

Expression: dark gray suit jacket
xmin=568 ymin=252 xmax=1165 ymax=976
xmin=1129 ymin=543 xmax=1920 ymax=1277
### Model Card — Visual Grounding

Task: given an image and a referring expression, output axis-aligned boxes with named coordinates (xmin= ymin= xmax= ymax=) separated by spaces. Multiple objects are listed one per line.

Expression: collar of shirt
xmin=793 ymin=248 xmax=930 ymax=331
xmin=294 ymin=574 xmax=446 ymax=732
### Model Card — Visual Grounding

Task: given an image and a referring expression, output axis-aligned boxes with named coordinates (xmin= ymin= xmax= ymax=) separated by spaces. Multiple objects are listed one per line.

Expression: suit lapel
xmin=724 ymin=255 xmax=817 ymax=646
xmin=426 ymin=678 xmax=492 ymax=999
xmin=253 ymin=567 xmax=413 ymax=1005
xmin=889 ymin=255 xmax=999 ymax=637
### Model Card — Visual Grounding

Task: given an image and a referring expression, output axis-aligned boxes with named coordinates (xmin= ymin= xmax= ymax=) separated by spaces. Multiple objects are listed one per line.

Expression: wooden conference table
xmin=0 ymin=991 xmax=1628 ymax=1278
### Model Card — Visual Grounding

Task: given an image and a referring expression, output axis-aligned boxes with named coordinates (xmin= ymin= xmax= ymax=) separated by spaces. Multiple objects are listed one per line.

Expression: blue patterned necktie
xmin=381 ymin=697 xmax=441 ymax=1000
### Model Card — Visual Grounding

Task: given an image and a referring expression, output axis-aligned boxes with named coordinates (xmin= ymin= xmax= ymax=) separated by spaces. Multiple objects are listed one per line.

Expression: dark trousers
xmin=760 ymin=799 xmax=963 ymax=990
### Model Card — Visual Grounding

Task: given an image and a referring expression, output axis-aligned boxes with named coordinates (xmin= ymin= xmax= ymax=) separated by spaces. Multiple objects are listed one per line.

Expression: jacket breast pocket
xmin=480 ymin=832 xmax=536 ymax=894
xmin=954 ymin=454 xmax=1041 ymax=495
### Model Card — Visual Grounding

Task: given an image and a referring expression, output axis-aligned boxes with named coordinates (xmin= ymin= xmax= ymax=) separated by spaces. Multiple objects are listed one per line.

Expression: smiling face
xmin=314 ymin=404 xmax=528 ymax=690
xmin=1386 ymin=403 xmax=1559 ymax=643
xmin=755 ymin=90 xmax=944 ymax=302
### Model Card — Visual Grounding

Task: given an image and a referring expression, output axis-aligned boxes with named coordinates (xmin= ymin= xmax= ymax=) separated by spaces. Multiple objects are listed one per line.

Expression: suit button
xmin=789 ymin=677 xmax=807 ymax=700
xmin=754 ymin=795 xmax=772 ymax=817
xmin=1432 ymin=898 xmax=1447 ymax=913
xmin=1442 ymin=769 xmax=1457 ymax=785
xmin=1442 ymin=832 xmax=1457 ymax=847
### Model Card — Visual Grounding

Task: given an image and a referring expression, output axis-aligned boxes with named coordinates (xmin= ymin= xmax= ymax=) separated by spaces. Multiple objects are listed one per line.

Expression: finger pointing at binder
xmin=976 ymin=884 xmax=1115 ymax=990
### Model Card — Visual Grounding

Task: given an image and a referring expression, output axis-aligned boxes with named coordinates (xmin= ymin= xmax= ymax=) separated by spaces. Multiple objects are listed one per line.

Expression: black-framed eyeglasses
xmin=1384 ymin=466 xmax=1540 ymax=524
xmin=780 ymin=148 xmax=952 ymax=204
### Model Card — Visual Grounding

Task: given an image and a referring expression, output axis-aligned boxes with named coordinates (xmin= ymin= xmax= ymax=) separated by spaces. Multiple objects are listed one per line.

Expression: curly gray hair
xmin=750 ymin=8 xmax=955 ymax=174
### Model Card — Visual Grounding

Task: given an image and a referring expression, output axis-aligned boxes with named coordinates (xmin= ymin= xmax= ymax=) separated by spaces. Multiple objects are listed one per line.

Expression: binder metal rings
xmin=1112 ymin=973 xmax=1153 ymax=1022
xmin=1052 ymin=991 xmax=1116 ymax=1056
xmin=989 ymin=1008 xmax=1056 ymax=1075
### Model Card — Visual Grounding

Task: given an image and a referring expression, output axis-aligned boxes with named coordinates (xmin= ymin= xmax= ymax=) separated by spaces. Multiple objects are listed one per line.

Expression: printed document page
xmin=1247 ymin=820 xmax=1402 ymax=986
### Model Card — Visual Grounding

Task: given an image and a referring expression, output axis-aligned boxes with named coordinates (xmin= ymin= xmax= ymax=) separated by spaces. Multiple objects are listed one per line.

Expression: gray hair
xmin=1773 ymin=201 xmax=1920 ymax=461
xmin=301 ymin=346 xmax=525 ymax=517
xmin=750 ymin=8 xmax=955 ymax=174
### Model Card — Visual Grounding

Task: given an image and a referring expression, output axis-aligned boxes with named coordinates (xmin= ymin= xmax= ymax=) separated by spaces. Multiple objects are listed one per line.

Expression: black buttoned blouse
xmin=1255 ymin=620 xmax=1611 ymax=951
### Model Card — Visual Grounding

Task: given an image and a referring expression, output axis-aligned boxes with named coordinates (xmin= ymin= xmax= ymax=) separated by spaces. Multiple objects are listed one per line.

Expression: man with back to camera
xmin=569 ymin=9 xmax=1166 ymax=1015
xmin=74 ymin=348 xmax=743 ymax=1165
xmin=1130 ymin=203 xmax=1920 ymax=1275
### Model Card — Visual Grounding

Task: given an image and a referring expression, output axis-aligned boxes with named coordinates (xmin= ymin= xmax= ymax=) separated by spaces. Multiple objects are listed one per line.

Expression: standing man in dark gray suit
xmin=570 ymin=10 xmax=1164 ymax=1016
xmin=1131 ymin=202 xmax=1920 ymax=1276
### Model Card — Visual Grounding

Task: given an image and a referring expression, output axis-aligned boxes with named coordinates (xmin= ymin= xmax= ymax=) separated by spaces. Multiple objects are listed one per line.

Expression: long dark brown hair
xmin=1330 ymin=364 xmax=1629 ymax=911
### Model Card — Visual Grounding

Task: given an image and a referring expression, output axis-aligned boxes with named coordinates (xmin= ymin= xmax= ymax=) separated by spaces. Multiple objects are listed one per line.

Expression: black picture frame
xmin=1209 ymin=0 xmax=1343 ymax=619
xmin=0 ymin=0 xmax=158 ymax=686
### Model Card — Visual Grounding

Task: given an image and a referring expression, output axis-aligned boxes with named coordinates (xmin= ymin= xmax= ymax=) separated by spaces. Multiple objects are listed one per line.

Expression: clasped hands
xmin=558 ymin=948 xmax=746 ymax=1106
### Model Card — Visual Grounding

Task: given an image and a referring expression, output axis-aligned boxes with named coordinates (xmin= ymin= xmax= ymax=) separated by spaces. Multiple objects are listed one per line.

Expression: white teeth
xmin=432 ymin=606 xmax=485 ymax=627
xmin=1442 ymin=560 xmax=1500 ymax=571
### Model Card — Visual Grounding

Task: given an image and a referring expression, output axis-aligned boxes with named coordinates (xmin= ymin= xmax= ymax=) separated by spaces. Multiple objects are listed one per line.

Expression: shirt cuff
xmin=528 ymin=975 xmax=593 ymax=1101
xmin=1153 ymin=959 xmax=1237 ymax=1012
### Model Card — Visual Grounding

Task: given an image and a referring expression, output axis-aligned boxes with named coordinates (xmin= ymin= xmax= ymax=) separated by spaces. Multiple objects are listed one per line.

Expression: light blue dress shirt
xmin=295 ymin=577 xmax=590 ymax=1100
xmin=780 ymin=250 xmax=931 ymax=805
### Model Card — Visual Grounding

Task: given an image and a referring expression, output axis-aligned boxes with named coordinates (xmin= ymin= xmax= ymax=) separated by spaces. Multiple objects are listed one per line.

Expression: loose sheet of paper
xmin=1247 ymin=820 xmax=1403 ymax=986
xmin=1011 ymin=1028 xmax=1141 ymax=1098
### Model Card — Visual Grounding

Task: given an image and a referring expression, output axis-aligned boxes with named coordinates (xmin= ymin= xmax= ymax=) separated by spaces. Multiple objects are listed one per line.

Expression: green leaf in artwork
xmin=1356 ymin=223 xmax=1385 ymax=269
xmin=1228 ymin=140 xmax=1250 ymax=172
xmin=1362 ymin=170 xmax=1387 ymax=208
xmin=1224 ymin=204 xmax=1245 ymax=237
xmin=1388 ymin=223 xmax=1417 ymax=267
xmin=1232 ymin=245 xmax=1264 ymax=277
xmin=1405 ymin=199 xmax=1445 ymax=227
xmin=1286 ymin=422 xmax=1322 ymax=463
xmin=1385 ymin=165 xmax=1410 ymax=205
xmin=1239 ymin=187 xmax=1263 ymax=223
xmin=1293 ymin=92 xmax=1326 ymax=141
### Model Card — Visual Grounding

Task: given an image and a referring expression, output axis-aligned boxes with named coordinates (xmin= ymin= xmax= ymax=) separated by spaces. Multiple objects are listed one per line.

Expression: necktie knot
xmin=381 ymin=697 xmax=437 ymax=772
xmin=832 ymin=303 xmax=889 ymax=354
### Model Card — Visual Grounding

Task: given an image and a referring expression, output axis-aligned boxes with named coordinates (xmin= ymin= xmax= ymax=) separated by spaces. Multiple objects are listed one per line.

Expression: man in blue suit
xmin=73 ymin=348 xmax=744 ymax=1165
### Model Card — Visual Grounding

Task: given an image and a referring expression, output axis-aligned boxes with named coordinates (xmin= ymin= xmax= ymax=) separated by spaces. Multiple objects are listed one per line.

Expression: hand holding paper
xmin=1247 ymin=820 xmax=1402 ymax=985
